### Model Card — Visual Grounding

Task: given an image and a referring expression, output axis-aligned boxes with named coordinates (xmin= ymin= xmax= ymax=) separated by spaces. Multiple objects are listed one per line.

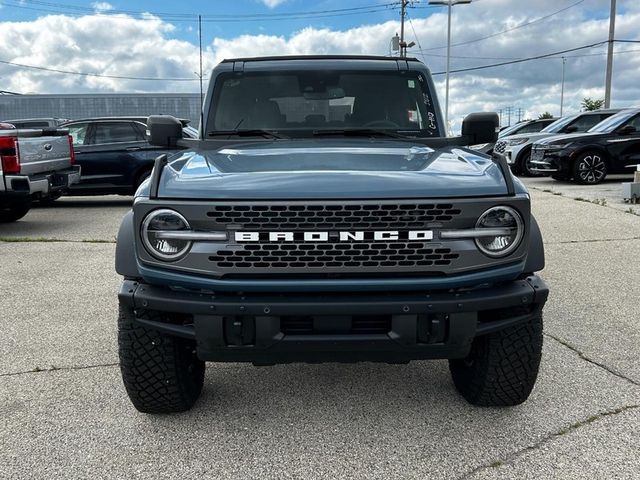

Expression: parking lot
xmin=1 ymin=178 xmax=639 ymax=479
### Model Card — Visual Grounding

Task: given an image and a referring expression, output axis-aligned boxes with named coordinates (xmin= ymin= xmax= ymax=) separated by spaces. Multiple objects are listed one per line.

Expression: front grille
xmin=494 ymin=141 xmax=507 ymax=154
xmin=206 ymin=203 xmax=462 ymax=230
xmin=210 ymin=244 xmax=459 ymax=269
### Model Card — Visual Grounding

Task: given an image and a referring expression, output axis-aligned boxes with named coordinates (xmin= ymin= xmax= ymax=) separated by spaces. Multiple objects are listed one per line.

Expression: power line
xmin=0 ymin=0 xmax=399 ymax=22
xmin=0 ymin=59 xmax=199 ymax=81
xmin=415 ymin=0 xmax=586 ymax=51
xmin=430 ymin=40 xmax=609 ymax=75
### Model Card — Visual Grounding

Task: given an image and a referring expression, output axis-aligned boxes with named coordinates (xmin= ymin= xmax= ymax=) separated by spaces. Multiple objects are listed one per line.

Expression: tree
xmin=538 ymin=112 xmax=554 ymax=119
xmin=581 ymin=97 xmax=605 ymax=111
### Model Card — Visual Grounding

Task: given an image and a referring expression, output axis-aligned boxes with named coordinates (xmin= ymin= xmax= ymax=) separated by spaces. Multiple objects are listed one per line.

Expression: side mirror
xmin=618 ymin=124 xmax=636 ymax=135
xmin=461 ymin=112 xmax=499 ymax=145
xmin=147 ymin=115 xmax=183 ymax=147
xmin=564 ymin=125 xmax=578 ymax=133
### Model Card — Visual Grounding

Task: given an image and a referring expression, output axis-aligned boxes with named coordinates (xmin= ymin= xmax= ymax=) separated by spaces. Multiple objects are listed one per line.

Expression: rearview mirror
xmin=564 ymin=125 xmax=578 ymax=133
xmin=461 ymin=112 xmax=499 ymax=145
xmin=147 ymin=115 xmax=183 ymax=147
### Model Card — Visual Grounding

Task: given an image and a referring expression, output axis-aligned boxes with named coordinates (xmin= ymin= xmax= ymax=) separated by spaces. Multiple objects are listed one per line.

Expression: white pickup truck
xmin=0 ymin=123 xmax=80 ymax=222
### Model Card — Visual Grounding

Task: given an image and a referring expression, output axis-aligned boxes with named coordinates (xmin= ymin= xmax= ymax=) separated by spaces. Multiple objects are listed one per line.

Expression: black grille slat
xmin=208 ymin=243 xmax=459 ymax=269
xmin=205 ymin=203 xmax=461 ymax=230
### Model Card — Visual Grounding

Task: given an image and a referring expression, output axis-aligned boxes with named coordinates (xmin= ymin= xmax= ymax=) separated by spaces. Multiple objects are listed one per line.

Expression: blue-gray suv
xmin=115 ymin=56 xmax=548 ymax=413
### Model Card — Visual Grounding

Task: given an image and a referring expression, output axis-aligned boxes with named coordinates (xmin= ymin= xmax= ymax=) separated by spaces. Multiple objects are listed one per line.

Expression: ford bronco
xmin=115 ymin=56 xmax=548 ymax=413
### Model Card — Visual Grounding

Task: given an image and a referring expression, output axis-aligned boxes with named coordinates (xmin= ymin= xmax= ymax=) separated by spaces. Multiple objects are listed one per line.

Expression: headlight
xmin=506 ymin=138 xmax=529 ymax=146
xmin=475 ymin=206 xmax=524 ymax=257
xmin=141 ymin=209 xmax=192 ymax=261
xmin=544 ymin=143 xmax=569 ymax=150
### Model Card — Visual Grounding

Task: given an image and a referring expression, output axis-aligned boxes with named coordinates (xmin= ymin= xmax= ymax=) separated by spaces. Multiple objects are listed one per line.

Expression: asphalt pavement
xmin=1 ymin=185 xmax=639 ymax=479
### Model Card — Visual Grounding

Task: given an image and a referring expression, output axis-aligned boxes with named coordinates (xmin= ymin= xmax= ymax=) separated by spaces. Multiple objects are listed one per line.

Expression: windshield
xmin=208 ymin=70 xmax=441 ymax=137
xmin=541 ymin=114 xmax=579 ymax=133
xmin=588 ymin=110 xmax=637 ymax=133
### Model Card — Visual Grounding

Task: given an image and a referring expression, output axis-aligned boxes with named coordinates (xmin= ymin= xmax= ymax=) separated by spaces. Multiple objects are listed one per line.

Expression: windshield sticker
xmin=408 ymin=110 xmax=419 ymax=123
xmin=408 ymin=80 xmax=416 ymax=89
xmin=428 ymin=112 xmax=437 ymax=130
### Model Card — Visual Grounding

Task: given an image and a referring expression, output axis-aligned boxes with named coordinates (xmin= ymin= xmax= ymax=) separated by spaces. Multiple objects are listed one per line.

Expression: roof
xmin=221 ymin=55 xmax=420 ymax=63
xmin=62 ymin=116 xmax=147 ymax=124
xmin=582 ymin=109 xmax=621 ymax=114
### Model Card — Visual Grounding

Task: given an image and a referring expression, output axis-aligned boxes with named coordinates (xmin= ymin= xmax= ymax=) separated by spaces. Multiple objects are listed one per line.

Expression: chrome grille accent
xmin=494 ymin=141 xmax=507 ymax=154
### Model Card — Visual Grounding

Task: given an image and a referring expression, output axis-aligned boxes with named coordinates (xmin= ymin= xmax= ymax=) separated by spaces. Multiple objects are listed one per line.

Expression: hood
xmin=534 ymin=132 xmax=604 ymax=146
xmin=154 ymin=139 xmax=512 ymax=200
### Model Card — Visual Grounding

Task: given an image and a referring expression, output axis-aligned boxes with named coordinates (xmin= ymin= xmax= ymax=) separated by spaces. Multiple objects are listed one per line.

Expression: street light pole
xmin=429 ymin=0 xmax=471 ymax=134
xmin=560 ymin=56 xmax=566 ymax=117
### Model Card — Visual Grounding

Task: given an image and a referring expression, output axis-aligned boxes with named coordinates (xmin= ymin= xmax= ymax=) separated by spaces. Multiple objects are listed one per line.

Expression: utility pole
xmin=560 ymin=56 xmax=566 ymax=117
xmin=198 ymin=15 xmax=204 ymax=139
xmin=516 ymin=108 xmax=524 ymax=123
xmin=400 ymin=0 xmax=408 ymax=57
xmin=604 ymin=0 xmax=616 ymax=108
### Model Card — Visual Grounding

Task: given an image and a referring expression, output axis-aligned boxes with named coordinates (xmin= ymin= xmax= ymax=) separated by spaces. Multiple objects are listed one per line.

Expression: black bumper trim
xmin=119 ymin=276 xmax=548 ymax=364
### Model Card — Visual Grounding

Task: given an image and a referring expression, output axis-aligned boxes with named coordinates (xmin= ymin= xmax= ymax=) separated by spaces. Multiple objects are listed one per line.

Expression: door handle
xmin=125 ymin=147 xmax=142 ymax=151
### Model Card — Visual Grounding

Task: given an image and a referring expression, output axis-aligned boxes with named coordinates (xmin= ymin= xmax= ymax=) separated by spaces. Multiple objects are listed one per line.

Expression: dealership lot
xmin=1 ymin=182 xmax=639 ymax=479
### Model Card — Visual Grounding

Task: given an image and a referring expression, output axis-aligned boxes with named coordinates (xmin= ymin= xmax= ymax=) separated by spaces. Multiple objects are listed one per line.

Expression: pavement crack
xmin=0 ymin=362 xmax=119 ymax=378
xmin=456 ymin=404 xmax=640 ymax=479
xmin=545 ymin=333 xmax=640 ymax=387
xmin=545 ymin=236 xmax=640 ymax=245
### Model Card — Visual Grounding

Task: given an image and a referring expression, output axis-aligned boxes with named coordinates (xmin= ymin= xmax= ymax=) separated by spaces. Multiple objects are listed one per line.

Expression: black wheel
xmin=449 ymin=311 xmax=543 ymax=407
xmin=118 ymin=305 xmax=205 ymax=414
xmin=519 ymin=149 xmax=542 ymax=177
xmin=0 ymin=201 xmax=31 ymax=222
xmin=572 ymin=151 xmax=608 ymax=185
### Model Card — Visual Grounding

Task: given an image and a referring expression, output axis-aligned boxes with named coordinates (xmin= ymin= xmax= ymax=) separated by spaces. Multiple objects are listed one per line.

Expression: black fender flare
xmin=524 ymin=214 xmax=545 ymax=273
xmin=115 ymin=210 xmax=141 ymax=278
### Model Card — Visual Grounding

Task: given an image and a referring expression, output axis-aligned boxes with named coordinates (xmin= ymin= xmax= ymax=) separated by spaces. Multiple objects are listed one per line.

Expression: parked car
xmin=60 ymin=117 xmax=191 ymax=195
xmin=0 ymin=122 xmax=79 ymax=222
xmin=469 ymin=118 xmax=556 ymax=155
xmin=493 ymin=110 xmax=620 ymax=176
xmin=530 ymin=108 xmax=640 ymax=184
xmin=1 ymin=118 xmax=68 ymax=129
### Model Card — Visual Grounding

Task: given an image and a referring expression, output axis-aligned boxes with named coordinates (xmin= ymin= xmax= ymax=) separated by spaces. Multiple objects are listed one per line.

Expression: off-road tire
xmin=449 ymin=311 xmax=543 ymax=407
xmin=0 ymin=202 xmax=31 ymax=222
xmin=118 ymin=305 xmax=205 ymax=414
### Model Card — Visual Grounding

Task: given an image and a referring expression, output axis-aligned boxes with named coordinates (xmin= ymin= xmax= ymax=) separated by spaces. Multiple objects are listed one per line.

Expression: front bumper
xmin=3 ymin=166 xmax=81 ymax=196
xmin=119 ymin=275 xmax=549 ymax=364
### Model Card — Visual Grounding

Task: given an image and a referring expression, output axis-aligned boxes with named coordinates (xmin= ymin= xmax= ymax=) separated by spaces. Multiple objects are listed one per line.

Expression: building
xmin=0 ymin=93 xmax=202 ymax=125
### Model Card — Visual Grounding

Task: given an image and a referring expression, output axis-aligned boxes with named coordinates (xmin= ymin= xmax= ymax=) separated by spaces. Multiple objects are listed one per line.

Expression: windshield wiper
xmin=312 ymin=129 xmax=413 ymax=139
xmin=207 ymin=129 xmax=285 ymax=139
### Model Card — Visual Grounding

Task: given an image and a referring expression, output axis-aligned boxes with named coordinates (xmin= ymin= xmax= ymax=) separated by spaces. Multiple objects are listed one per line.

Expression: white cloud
xmin=91 ymin=2 xmax=114 ymax=13
xmin=0 ymin=0 xmax=639 ymax=130
xmin=260 ymin=0 xmax=287 ymax=8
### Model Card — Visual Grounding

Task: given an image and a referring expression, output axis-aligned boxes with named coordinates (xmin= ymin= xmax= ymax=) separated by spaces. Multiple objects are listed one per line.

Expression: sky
xmin=1 ymin=0 xmax=639 ymax=130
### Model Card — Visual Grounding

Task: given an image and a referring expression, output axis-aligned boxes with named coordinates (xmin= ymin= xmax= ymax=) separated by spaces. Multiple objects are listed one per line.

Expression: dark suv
xmin=62 ymin=117 xmax=192 ymax=195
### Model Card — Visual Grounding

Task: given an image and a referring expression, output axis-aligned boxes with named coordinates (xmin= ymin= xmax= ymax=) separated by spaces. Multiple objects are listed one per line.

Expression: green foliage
xmin=538 ymin=111 xmax=554 ymax=119
xmin=581 ymin=97 xmax=605 ymax=111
